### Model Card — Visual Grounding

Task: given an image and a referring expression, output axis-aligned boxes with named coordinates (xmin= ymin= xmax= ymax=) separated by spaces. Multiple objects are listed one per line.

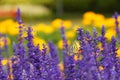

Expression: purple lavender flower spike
xmin=12 ymin=40 xmax=28 ymax=80
xmin=26 ymin=27 xmax=34 ymax=50
xmin=16 ymin=8 xmax=23 ymax=24
xmin=77 ymin=28 xmax=84 ymax=41
xmin=46 ymin=53 xmax=63 ymax=80
xmin=109 ymin=36 xmax=118 ymax=80
xmin=26 ymin=27 xmax=33 ymax=42
xmin=48 ymin=42 xmax=60 ymax=64
xmin=0 ymin=48 xmax=2 ymax=55
xmin=113 ymin=12 xmax=119 ymax=20
xmin=111 ymin=36 xmax=117 ymax=53
xmin=0 ymin=33 xmax=2 ymax=54
xmin=98 ymin=25 xmax=106 ymax=48
xmin=93 ymin=28 xmax=97 ymax=38
xmin=0 ymin=55 xmax=7 ymax=80
xmin=113 ymin=12 xmax=120 ymax=41
xmin=4 ymin=35 xmax=9 ymax=58
xmin=60 ymin=27 xmax=68 ymax=51
xmin=60 ymin=27 xmax=77 ymax=80
xmin=110 ymin=36 xmax=120 ymax=79
xmin=101 ymin=25 xmax=105 ymax=36
xmin=92 ymin=28 xmax=98 ymax=47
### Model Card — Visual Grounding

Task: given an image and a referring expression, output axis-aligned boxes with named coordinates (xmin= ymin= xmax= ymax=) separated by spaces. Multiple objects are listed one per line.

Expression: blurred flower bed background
xmin=0 ymin=0 xmax=120 ymax=58
xmin=0 ymin=11 xmax=120 ymax=57
xmin=0 ymin=0 xmax=120 ymax=80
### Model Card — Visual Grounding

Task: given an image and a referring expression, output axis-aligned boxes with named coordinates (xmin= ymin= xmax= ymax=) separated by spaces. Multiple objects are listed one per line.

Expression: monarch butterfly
xmin=67 ymin=40 xmax=81 ymax=56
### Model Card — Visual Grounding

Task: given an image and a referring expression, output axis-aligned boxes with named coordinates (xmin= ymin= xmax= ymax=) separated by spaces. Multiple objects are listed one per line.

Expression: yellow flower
xmin=73 ymin=26 xmax=80 ymax=32
xmin=0 ymin=22 xmax=7 ymax=34
xmin=97 ymin=43 xmax=103 ymax=51
xmin=83 ymin=11 xmax=96 ymax=20
xmin=33 ymin=23 xmax=54 ymax=34
xmin=51 ymin=18 xmax=63 ymax=28
xmin=7 ymin=22 xmax=19 ymax=35
xmin=58 ymin=62 xmax=64 ymax=71
xmin=0 ymin=19 xmax=19 ymax=35
xmin=82 ymin=11 xmax=96 ymax=25
xmin=104 ymin=18 xmax=115 ymax=27
xmin=63 ymin=20 xmax=72 ymax=29
xmin=93 ymin=14 xmax=105 ymax=27
xmin=82 ymin=12 xmax=105 ymax=27
xmin=117 ymin=16 xmax=120 ymax=28
xmin=33 ymin=23 xmax=46 ymax=32
xmin=66 ymin=30 xmax=75 ymax=39
xmin=58 ymin=40 xmax=71 ymax=49
xmin=99 ymin=66 xmax=104 ymax=71
xmin=0 ymin=37 xmax=11 ymax=48
xmin=74 ymin=55 xmax=82 ymax=61
xmin=22 ymin=31 xmax=28 ymax=38
xmin=43 ymin=26 xmax=54 ymax=34
xmin=105 ymin=29 xmax=116 ymax=40
xmin=1 ymin=59 xmax=8 ymax=66
xmin=116 ymin=49 xmax=120 ymax=58
xmin=33 ymin=37 xmax=46 ymax=50
xmin=82 ymin=19 xmax=93 ymax=25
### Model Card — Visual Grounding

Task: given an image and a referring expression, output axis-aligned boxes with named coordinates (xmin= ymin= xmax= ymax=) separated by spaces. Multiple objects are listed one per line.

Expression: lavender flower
xmin=60 ymin=27 xmax=76 ymax=80
xmin=113 ymin=12 xmax=120 ymax=40
xmin=16 ymin=8 xmax=23 ymax=24
xmin=0 ymin=55 xmax=7 ymax=80
xmin=77 ymin=28 xmax=101 ymax=80
xmin=48 ymin=42 xmax=60 ymax=64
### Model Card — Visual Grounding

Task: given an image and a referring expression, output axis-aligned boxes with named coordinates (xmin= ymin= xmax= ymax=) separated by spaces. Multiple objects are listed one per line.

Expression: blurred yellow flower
xmin=51 ymin=18 xmax=63 ymax=28
xmin=0 ymin=19 xmax=19 ymax=35
xmin=63 ymin=20 xmax=72 ymax=29
xmin=22 ymin=31 xmax=28 ymax=38
xmin=105 ymin=29 xmax=116 ymax=40
xmin=82 ymin=12 xmax=106 ymax=27
xmin=0 ymin=19 xmax=13 ymax=34
xmin=1 ymin=59 xmax=8 ymax=66
xmin=82 ymin=11 xmax=96 ymax=25
xmin=66 ymin=30 xmax=75 ymax=39
xmin=117 ymin=16 xmax=120 ymax=27
xmin=83 ymin=11 xmax=96 ymax=20
xmin=33 ymin=23 xmax=54 ymax=34
xmin=99 ymin=66 xmax=104 ymax=71
xmin=82 ymin=19 xmax=92 ymax=25
xmin=73 ymin=26 xmax=80 ymax=32
xmin=116 ymin=49 xmax=120 ymax=58
xmin=58 ymin=62 xmax=64 ymax=71
xmin=93 ymin=14 xmax=105 ymax=27
xmin=74 ymin=55 xmax=82 ymax=61
xmin=33 ymin=37 xmax=46 ymax=50
xmin=0 ymin=22 xmax=7 ymax=34
xmin=104 ymin=18 xmax=115 ymax=27
xmin=33 ymin=23 xmax=46 ymax=32
xmin=43 ymin=26 xmax=54 ymax=34
xmin=97 ymin=43 xmax=103 ymax=51
xmin=7 ymin=22 xmax=19 ymax=35
xmin=0 ymin=37 xmax=11 ymax=48
xmin=58 ymin=40 xmax=71 ymax=49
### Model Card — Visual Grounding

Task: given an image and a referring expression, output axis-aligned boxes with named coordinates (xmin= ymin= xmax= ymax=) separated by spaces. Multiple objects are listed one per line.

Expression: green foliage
xmin=0 ymin=0 xmax=54 ymax=5
xmin=63 ymin=0 xmax=92 ymax=12
xmin=62 ymin=0 xmax=120 ymax=13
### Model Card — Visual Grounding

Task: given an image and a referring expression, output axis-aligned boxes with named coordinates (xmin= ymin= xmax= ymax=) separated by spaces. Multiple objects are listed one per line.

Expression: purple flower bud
xmin=48 ymin=42 xmax=60 ymax=64
xmin=113 ymin=12 xmax=119 ymax=20
xmin=0 ymin=55 xmax=7 ymax=80
xmin=16 ymin=8 xmax=23 ymax=24
xmin=60 ymin=27 xmax=68 ymax=51
xmin=101 ymin=25 xmax=105 ymax=36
